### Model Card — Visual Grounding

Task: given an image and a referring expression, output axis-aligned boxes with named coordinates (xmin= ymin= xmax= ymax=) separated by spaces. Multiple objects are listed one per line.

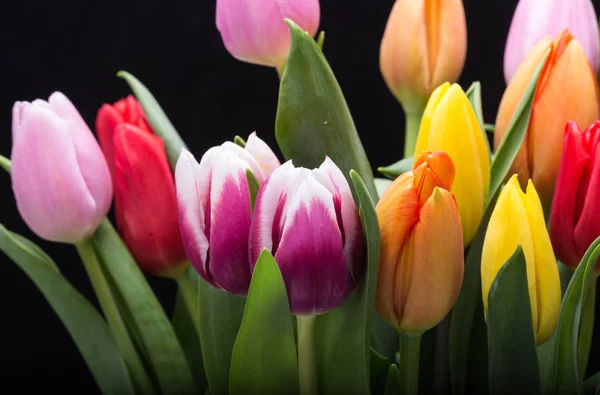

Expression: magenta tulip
xmin=216 ymin=0 xmax=320 ymax=69
xmin=504 ymin=0 xmax=600 ymax=83
xmin=175 ymin=133 xmax=280 ymax=294
xmin=10 ymin=92 xmax=112 ymax=243
xmin=248 ymin=158 xmax=364 ymax=315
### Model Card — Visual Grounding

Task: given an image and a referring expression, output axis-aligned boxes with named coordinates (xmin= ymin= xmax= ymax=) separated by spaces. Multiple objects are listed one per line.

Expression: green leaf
xmin=314 ymin=170 xmax=381 ymax=394
xmin=91 ymin=219 xmax=196 ymax=394
xmin=117 ymin=70 xmax=187 ymax=170
xmin=371 ymin=313 xmax=399 ymax=363
xmin=275 ymin=20 xmax=377 ymax=200
xmin=246 ymin=169 xmax=261 ymax=211
xmin=484 ymin=124 xmax=496 ymax=134
xmin=0 ymin=154 xmax=10 ymax=173
xmin=370 ymin=348 xmax=390 ymax=395
xmin=488 ymin=49 xmax=550 ymax=202
xmin=486 ymin=246 xmax=540 ymax=394
xmin=172 ymin=268 xmax=207 ymax=393
xmin=449 ymin=192 xmax=498 ymax=395
xmin=316 ymin=31 xmax=325 ymax=50
xmin=233 ymin=135 xmax=246 ymax=148
xmin=377 ymin=156 xmax=413 ymax=180
xmin=583 ymin=372 xmax=600 ymax=394
xmin=197 ymin=276 xmax=246 ymax=395
xmin=0 ymin=225 xmax=135 ymax=395
xmin=465 ymin=81 xmax=491 ymax=159
xmin=546 ymin=236 xmax=600 ymax=394
xmin=384 ymin=365 xmax=401 ymax=395
xmin=374 ymin=178 xmax=393 ymax=199
xmin=229 ymin=249 xmax=299 ymax=395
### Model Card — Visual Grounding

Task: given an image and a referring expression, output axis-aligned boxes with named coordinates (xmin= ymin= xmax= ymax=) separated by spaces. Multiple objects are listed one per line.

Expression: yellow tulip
xmin=481 ymin=175 xmax=561 ymax=345
xmin=414 ymin=82 xmax=490 ymax=246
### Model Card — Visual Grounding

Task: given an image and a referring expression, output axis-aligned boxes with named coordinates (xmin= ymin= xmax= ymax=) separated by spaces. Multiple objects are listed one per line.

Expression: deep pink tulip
xmin=175 ymin=133 xmax=280 ymax=294
xmin=216 ymin=0 xmax=320 ymax=69
xmin=10 ymin=92 xmax=112 ymax=243
xmin=248 ymin=158 xmax=364 ymax=316
xmin=504 ymin=0 xmax=600 ymax=83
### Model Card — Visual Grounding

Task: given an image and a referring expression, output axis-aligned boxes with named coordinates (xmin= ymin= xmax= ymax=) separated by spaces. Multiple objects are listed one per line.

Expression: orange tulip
xmin=495 ymin=29 xmax=600 ymax=206
xmin=375 ymin=151 xmax=464 ymax=334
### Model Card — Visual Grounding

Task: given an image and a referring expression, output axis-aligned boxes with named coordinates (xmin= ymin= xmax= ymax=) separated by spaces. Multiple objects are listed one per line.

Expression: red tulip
xmin=96 ymin=97 xmax=187 ymax=276
xmin=550 ymin=121 xmax=600 ymax=269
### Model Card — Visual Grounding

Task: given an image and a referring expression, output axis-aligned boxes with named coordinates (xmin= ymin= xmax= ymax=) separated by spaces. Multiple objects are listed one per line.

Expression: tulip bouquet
xmin=3 ymin=0 xmax=600 ymax=394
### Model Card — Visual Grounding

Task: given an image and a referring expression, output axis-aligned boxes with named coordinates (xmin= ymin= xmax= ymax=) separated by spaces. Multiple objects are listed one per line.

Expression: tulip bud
xmin=375 ymin=151 xmax=464 ymax=334
xmin=216 ymin=0 xmax=320 ymax=69
xmin=481 ymin=175 xmax=561 ymax=345
xmin=414 ymin=82 xmax=490 ymax=246
xmin=10 ymin=92 xmax=112 ymax=243
xmin=504 ymin=0 xmax=600 ymax=83
xmin=176 ymin=133 xmax=280 ymax=294
xmin=495 ymin=30 xmax=600 ymax=206
xmin=248 ymin=158 xmax=364 ymax=316
xmin=380 ymin=0 xmax=467 ymax=113
xmin=550 ymin=121 xmax=600 ymax=270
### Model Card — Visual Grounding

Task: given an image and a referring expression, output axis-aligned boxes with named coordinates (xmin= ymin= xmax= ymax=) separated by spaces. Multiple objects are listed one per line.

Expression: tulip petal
xmin=415 ymin=82 xmax=450 ymax=156
xmin=244 ymin=132 xmax=281 ymax=178
xmin=221 ymin=141 xmax=266 ymax=183
xmin=95 ymin=103 xmax=124 ymax=182
xmin=10 ymin=104 xmax=98 ymax=242
xmin=401 ymin=187 xmax=464 ymax=333
xmin=274 ymin=176 xmax=349 ymax=315
xmin=11 ymin=101 xmax=28 ymax=144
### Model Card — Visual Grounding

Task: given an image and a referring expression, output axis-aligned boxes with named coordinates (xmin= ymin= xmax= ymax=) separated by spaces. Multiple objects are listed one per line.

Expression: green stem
xmin=75 ymin=239 xmax=154 ymax=395
xmin=174 ymin=269 xmax=200 ymax=334
xmin=578 ymin=276 xmax=597 ymax=377
xmin=404 ymin=110 xmax=424 ymax=159
xmin=297 ymin=315 xmax=318 ymax=395
xmin=399 ymin=332 xmax=421 ymax=395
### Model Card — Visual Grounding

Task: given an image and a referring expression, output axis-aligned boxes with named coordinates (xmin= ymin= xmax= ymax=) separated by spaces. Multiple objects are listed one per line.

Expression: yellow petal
xmin=415 ymin=82 xmax=451 ymax=157
xmin=401 ymin=187 xmax=464 ymax=334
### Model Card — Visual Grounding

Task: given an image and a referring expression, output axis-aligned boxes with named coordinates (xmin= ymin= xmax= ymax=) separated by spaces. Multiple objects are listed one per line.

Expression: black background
xmin=1 ymin=0 xmax=599 ymax=391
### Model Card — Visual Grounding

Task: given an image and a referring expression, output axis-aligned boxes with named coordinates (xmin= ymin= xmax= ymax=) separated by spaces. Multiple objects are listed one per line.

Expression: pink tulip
xmin=10 ymin=92 xmax=113 ymax=243
xmin=175 ymin=133 xmax=280 ymax=294
xmin=504 ymin=0 xmax=600 ymax=83
xmin=248 ymin=158 xmax=364 ymax=315
xmin=216 ymin=0 xmax=320 ymax=69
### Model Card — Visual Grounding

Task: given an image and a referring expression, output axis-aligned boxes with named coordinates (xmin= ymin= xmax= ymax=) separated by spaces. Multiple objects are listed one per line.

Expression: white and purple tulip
xmin=175 ymin=133 xmax=280 ymax=295
xmin=249 ymin=158 xmax=364 ymax=316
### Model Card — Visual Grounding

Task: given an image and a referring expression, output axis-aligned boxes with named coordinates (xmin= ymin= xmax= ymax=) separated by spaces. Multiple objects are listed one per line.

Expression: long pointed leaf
xmin=465 ymin=81 xmax=491 ymax=159
xmin=377 ymin=157 xmax=413 ymax=180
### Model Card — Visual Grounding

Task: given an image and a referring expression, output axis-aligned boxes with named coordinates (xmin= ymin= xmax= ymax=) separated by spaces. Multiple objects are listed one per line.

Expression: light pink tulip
xmin=175 ymin=133 xmax=280 ymax=295
xmin=504 ymin=0 xmax=600 ymax=83
xmin=10 ymin=92 xmax=113 ymax=243
xmin=216 ymin=0 xmax=320 ymax=69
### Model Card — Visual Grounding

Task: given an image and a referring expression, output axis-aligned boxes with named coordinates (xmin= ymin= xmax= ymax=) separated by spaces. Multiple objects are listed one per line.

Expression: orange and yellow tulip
xmin=376 ymin=151 xmax=464 ymax=334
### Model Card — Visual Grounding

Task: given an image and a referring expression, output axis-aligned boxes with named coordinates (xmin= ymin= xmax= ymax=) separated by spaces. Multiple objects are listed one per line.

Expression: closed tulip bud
xmin=380 ymin=0 xmax=467 ymax=113
xmin=495 ymin=30 xmax=600 ymax=206
xmin=10 ymin=92 xmax=112 ymax=243
xmin=504 ymin=0 xmax=600 ymax=84
xmin=216 ymin=0 xmax=320 ymax=70
xmin=248 ymin=158 xmax=364 ymax=315
xmin=376 ymin=151 xmax=464 ymax=334
xmin=176 ymin=134 xmax=280 ymax=294
xmin=550 ymin=121 xmax=600 ymax=270
xmin=414 ymin=82 xmax=490 ymax=246
xmin=481 ymin=175 xmax=561 ymax=345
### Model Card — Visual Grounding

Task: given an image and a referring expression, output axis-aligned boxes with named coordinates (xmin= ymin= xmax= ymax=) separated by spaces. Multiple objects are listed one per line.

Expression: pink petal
xmin=221 ymin=141 xmax=266 ymax=183
xmin=244 ymin=132 xmax=281 ymax=178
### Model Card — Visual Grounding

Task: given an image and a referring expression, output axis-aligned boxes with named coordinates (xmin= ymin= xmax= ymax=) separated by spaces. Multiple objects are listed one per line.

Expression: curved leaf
xmin=377 ymin=157 xmax=413 ymax=180
xmin=0 ymin=154 xmax=11 ymax=173
xmin=384 ymin=365 xmax=401 ymax=395
xmin=0 ymin=225 xmax=135 ymax=395
xmin=229 ymin=249 xmax=298 ymax=395
xmin=370 ymin=348 xmax=390 ymax=395
xmin=465 ymin=81 xmax=491 ymax=159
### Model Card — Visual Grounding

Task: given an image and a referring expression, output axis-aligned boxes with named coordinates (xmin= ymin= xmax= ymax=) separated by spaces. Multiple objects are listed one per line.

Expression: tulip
xmin=10 ymin=92 xmax=112 ymax=243
xmin=504 ymin=0 xmax=600 ymax=83
xmin=414 ymin=82 xmax=490 ymax=246
xmin=176 ymin=133 xmax=280 ymax=294
xmin=495 ymin=30 xmax=600 ymax=206
xmin=215 ymin=0 xmax=320 ymax=71
xmin=248 ymin=158 xmax=364 ymax=316
xmin=481 ymin=175 xmax=561 ymax=345
xmin=376 ymin=151 xmax=463 ymax=334
xmin=380 ymin=0 xmax=467 ymax=155
xmin=550 ymin=121 xmax=600 ymax=270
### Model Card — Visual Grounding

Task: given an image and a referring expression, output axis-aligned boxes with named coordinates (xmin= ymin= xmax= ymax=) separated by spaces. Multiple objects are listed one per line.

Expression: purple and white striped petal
xmin=221 ymin=141 xmax=266 ymax=183
xmin=244 ymin=132 xmax=281 ymax=178
xmin=274 ymin=176 xmax=350 ymax=315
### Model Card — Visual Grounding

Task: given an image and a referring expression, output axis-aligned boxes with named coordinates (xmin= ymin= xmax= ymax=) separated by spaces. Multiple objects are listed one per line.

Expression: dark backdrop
xmin=1 ymin=0 xmax=599 ymax=391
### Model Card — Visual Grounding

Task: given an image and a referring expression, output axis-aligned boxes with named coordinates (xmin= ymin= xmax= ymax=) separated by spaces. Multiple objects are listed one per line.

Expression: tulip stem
xmin=399 ymin=332 xmax=421 ymax=395
xmin=297 ymin=315 xmax=318 ymax=395
xmin=174 ymin=269 xmax=201 ymax=334
xmin=404 ymin=110 xmax=423 ymax=158
xmin=578 ymin=276 xmax=597 ymax=377
xmin=75 ymin=238 xmax=154 ymax=395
